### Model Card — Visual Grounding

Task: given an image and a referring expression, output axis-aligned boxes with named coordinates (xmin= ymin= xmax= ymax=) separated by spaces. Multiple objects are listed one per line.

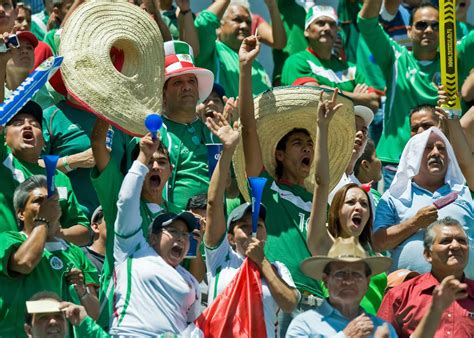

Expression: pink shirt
xmin=378 ymin=272 xmax=474 ymax=338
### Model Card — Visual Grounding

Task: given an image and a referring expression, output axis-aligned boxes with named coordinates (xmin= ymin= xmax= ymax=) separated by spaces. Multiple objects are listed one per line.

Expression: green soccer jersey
xmin=43 ymin=28 xmax=60 ymax=55
xmin=42 ymin=100 xmax=130 ymax=217
xmin=281 ymin=49 xmax=366 ymax=90
xmin=259 ymin=170 xmax=323 ymax=297
xmin=195 ymin=10 xmax=272 ymax=98
xmin=91 ymin=159 xmax=166 ymax=329
xmin=0 ymin=232 xmax=98 ymax=337
xmin=0 ymin=134 xmax=89 ymax=233
xmin=160 ymin=116 xmax=219 ymax=213
xmin=358 ymin=16 xmax=474 ymax=164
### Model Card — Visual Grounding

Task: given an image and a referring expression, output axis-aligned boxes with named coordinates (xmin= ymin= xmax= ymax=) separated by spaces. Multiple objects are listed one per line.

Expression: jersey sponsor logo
xmin=50 ymin=256 xmax=64 ymax=270
xmin=306 ymin=60 xmax=357 ymax=83
xmin=270 ymin=182 xmax=312 ymax=212
xmin=67 ymin=124 xmax=80 ymax=131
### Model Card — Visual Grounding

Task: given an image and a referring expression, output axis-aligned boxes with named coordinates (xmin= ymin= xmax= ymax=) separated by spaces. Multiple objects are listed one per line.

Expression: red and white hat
xmin=164 ymin=41 xmax=214 ymax=102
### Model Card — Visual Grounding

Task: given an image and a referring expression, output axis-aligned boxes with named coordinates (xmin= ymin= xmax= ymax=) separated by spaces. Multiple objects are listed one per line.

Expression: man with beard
xmin=194 ymin=0 xmax=273 ymax=97
xmin=373 ymin=128 xmax=474 ymax=278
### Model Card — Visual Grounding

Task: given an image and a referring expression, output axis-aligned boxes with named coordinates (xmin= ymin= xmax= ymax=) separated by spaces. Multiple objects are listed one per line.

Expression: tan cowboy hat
xmin=233 ymin=86 xmax=355 ymax=201
xmin=60 ymin=1 xmax=164 ymax=136
xmin=301 ymin=237 xmax=392 ymax=280
xmin=26 ymin=299 xmax=61 ymax=314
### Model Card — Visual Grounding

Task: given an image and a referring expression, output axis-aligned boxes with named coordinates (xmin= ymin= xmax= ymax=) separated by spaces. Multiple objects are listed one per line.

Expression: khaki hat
xmin=232 ymin=86 xmax=355 ymax=201
xmin=300 ymin=237 xmax=392 ymax=280
xmin=26 ymin=299 xmax=61 ymax=314
xmin=60 ymin=1 xmax=164 ymax=136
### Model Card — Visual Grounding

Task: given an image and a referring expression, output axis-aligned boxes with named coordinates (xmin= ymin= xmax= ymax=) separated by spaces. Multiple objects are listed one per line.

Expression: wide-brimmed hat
xmin=164 ymin=41 xmax=213 ymax=102
xmin=301 ymin=237 xmax=392 ymax=280
xmin=60 ymin=1 xmax=164 ymax=136
xmin=233 ymin=86 xmax=355 ymax=201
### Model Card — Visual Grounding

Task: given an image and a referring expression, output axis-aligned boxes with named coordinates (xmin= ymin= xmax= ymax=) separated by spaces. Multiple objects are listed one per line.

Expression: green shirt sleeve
xmin=354 ymin=61 xmax=367 ymax=85
xmin=74 ymin=316 xmax=110 ymax=338
xmin=458 ymin=30 xmax=474 ymax=82
xmin=57 ymin=172 xmax=90 ymax=228
xmin=0 ymin=232 xmax=23 ymax=277
xmin=357 ymin=15 xmax=398 ymax=78
xmin=281 ymin=53 xmax=315 ymax=86
xmin=195 ymin=10 xmax=220 ymax=73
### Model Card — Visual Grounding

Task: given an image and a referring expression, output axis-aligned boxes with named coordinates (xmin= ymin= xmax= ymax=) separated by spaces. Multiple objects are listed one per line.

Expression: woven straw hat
xmin=233 ymin=86 xmax=355 ymax=201
xmin=301 ymin=237 xmax=392 ymax=280
xmin=60 ymin=1 xmax=164 ymax=136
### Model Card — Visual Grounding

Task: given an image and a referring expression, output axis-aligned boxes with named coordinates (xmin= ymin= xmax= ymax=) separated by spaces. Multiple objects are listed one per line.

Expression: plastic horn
xmin=248 ymin=177 xmax=267 ymax=236
xmin=43 ymin=155 xmax=59 ymax=197
xmin=206 ymin=143 xmax=224 ymax=177
xmin=144 ymin=114 xmax=163 ymax=141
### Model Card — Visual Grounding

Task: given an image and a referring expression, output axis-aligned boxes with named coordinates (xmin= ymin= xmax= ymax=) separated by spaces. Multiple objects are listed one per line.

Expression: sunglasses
xmin=414 ymin=21 xmax=439 ymax=31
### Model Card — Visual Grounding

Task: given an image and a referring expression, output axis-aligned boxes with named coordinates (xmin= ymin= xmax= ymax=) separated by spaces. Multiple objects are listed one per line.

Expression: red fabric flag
xmin=193 ymin=259 xmax=267 ymax=338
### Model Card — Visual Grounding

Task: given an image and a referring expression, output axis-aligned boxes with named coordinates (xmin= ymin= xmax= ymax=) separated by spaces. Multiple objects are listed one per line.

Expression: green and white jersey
xmin=195 ymin=10 xmax=272 ymax=97
xmin=281 ymin=49 xmax=366 ymax=90
xmin=91 ymin=159 xmax=165 ymax=329
xmin=160 ymin=116 xmax=218 ymax=213
xmin=0 ymin=233 xmax=98 ymax=337
xmin=0 ymin=133 xmax=89 ymax=233
xmin=110 ymin=161 xmax=200 ymax=336
xmin=43 ymin=100 xmax=130 ymax=217
xmin=358 ymin=16 xmax=474 ymax=164
xmin=259 ymin=170 xmax=324 ymax=297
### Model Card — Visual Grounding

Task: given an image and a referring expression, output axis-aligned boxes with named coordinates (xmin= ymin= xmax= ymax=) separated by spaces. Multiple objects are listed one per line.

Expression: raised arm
xmin=256 ymin=0 xmax=287 ymax=50
xmin=143 ymin=0 xmax=172 ymax=42
xmin=9 ymin=195 xmax=61 ymax=274
xmin=177 ymin=0 xmax=200 ymax=57
xmin=461 ymin=70 xmax=474 ymax=102
xmin=307 ymin=89 xmax=343 ymax=256
xmin=239 ymin=35 xmax=264 ymax=177
xmin=360 ymin=0 xmax=383 ymax=19
xmin=207 ymin=0 xmax=231 ymax=20
xmin=90 ymin=118 xmax=111 ymax=173
xmin=382 ymin=0 xmax=402 ymax=17
xmin=204 ymin=113 xmax=240 ymax=247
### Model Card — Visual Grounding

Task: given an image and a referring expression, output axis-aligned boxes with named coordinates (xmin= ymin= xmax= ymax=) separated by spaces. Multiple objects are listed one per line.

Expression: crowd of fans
xmin=0 ymin=0 xmax=473 ymax=337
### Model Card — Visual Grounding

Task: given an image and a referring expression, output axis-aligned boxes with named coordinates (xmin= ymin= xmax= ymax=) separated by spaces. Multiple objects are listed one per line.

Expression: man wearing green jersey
xmin=0 ymin=101 xmax=90 ymax=245
xmin=358 ymin=0 xmax=474 ymax=185
xmin=0 ymin=176 xmax=99 ymax=337
xmin=282 ymin=5 xmax=379 ymax=113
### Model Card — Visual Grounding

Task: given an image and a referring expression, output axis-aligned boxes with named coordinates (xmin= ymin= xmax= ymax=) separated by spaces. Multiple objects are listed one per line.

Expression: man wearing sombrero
xmin=286 ymin=237 xmax=396 ymax=337
xmin=159 ymin=40 xmax=221 ymax=213
xmin=236 ymin=35 xmax=356 ymax=335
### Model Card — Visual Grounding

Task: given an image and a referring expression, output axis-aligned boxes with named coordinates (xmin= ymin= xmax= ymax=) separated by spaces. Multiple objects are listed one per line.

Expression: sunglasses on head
xmin=414 ymin=21 xmax=439 ymax=31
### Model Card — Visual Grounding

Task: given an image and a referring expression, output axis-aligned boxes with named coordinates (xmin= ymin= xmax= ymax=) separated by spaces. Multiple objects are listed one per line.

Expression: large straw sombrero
xmin=301 ymin=237 xmax=392 ymax=280
xmin=233 ymin=86 xmax=355 ymax=201
xmin=60 ymin=1 xmax=164 ymax=136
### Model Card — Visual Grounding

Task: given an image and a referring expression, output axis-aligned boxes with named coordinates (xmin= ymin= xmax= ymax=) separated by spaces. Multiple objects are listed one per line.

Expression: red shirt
xmin=377 ymin=272 xmax=474 ymax=338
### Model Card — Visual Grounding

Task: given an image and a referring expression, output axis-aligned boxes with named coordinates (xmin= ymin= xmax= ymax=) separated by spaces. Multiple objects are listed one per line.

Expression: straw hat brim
xmin=233 ymin=86 xmax=356 ymax=201
xmin=300 ymin=255 xmax=393 ymax=280
xmin=60 ymin=2 xmax=164 ymax=136
xmin=165 ymin=67 xmax=214 ymax=102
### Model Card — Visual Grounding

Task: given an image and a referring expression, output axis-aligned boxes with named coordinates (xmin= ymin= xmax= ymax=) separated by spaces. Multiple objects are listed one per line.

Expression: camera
xmin=0 ymin=35 xmax=20 ymax=53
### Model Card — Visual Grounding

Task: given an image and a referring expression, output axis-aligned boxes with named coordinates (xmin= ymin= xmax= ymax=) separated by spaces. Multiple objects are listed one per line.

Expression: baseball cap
xmin=150 ymin=211 xmax=197 ymax=234
xmin=227 ymin=202 xmax=267 ymax=232
xmin=305 ymin=5 xmax=338 ymax=30
xmin=7 ymin=101 xmax=43 ymax=127
xmin=16 ymin=31 xmax=38 ymax=48
xmin=354 ymin=105 xmax=374 ymax=127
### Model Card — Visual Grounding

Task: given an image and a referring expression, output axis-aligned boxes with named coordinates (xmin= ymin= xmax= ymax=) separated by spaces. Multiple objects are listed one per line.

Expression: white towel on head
xmin=388 ymin=127 xmax=466 ymax=202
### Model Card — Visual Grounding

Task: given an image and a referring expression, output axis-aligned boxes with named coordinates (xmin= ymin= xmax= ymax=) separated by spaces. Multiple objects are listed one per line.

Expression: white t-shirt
xmin=110 ymin=161 xmax=201 ymax=336
xmin=205 ymin=236 xmax=299 ymax=338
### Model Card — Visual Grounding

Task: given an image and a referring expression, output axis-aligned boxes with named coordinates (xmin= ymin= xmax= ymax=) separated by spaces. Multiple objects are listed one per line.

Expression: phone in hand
xmin=433 ymin=192 xmax=458 ymax=209
xmin=0 ymin=35 xmax=20 ymax=53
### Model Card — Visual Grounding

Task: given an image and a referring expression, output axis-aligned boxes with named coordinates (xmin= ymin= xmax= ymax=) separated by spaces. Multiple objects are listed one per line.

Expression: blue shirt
xmin=374 ymin=183 xmax=474 ymax=277
xmin=286 ymin=299 xmax=397 ymax=337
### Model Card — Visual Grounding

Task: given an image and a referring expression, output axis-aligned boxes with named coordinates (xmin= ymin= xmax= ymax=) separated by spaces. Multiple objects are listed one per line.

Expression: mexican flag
xmin=183 ymin=259 xmax=267 ymax=338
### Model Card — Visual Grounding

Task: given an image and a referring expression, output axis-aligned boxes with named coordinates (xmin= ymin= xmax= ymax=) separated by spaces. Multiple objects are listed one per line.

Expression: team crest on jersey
xmin=50 ymin=256 xmax=64 ymax=270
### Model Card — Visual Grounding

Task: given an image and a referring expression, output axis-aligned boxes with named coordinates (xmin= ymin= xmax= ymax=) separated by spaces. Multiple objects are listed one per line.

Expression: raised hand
xmin=432 ymin=275 xmax=468 ymax=312
xmin=343 ymin=313 xmax=375 ymax=337
xmin=245 ymin=237 xmax=265 ymax=268
xmin=138 ymin=132 xmax=160 ymax=165
xmin=222 ymin=96 xmax=239 ymax=123
xmin=59 ymin=302 xmax=88 ymax=326
xmin=317 ymin=88 xmax=343 ymax=127
xmin=239 ymin=35 xmax=260 ymax=67
xmin=206 ymin=112 xmax=240 ymax=150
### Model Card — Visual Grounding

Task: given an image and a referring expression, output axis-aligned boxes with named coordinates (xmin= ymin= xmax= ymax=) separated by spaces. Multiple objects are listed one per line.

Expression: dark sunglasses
xmin=414 ymin=21 xmax=439 ymax=31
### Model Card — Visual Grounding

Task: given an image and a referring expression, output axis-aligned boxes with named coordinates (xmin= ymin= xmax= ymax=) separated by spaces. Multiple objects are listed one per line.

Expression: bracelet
xmin=180 ymin=9 xmax=191 ymax=15
xmin=62 ymin=156 xmax=73 ymax=173
xmin=33 ymin=217 xmax=50 ymax=227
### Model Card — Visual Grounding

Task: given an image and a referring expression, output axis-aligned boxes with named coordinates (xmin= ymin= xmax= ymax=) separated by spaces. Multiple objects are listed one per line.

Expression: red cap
xmin=292 ymin=77 xmax=319 ymax=86
xmin=16 ymin=31 xmax=38 ymax=48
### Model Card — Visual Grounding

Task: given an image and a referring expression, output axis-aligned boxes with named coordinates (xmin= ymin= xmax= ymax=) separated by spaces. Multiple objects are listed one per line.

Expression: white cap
xmin=354 ymin=105 xmax=374 ymax=127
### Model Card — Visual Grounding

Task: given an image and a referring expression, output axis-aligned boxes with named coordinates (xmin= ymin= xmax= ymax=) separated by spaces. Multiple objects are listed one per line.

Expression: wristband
xmin=180 ymin=9 xmax=191 ymax=15
xmin=33 ymin=217 xmax=50 ymax=227
xmin=62 ymin=156 xmax=73 ymax=173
